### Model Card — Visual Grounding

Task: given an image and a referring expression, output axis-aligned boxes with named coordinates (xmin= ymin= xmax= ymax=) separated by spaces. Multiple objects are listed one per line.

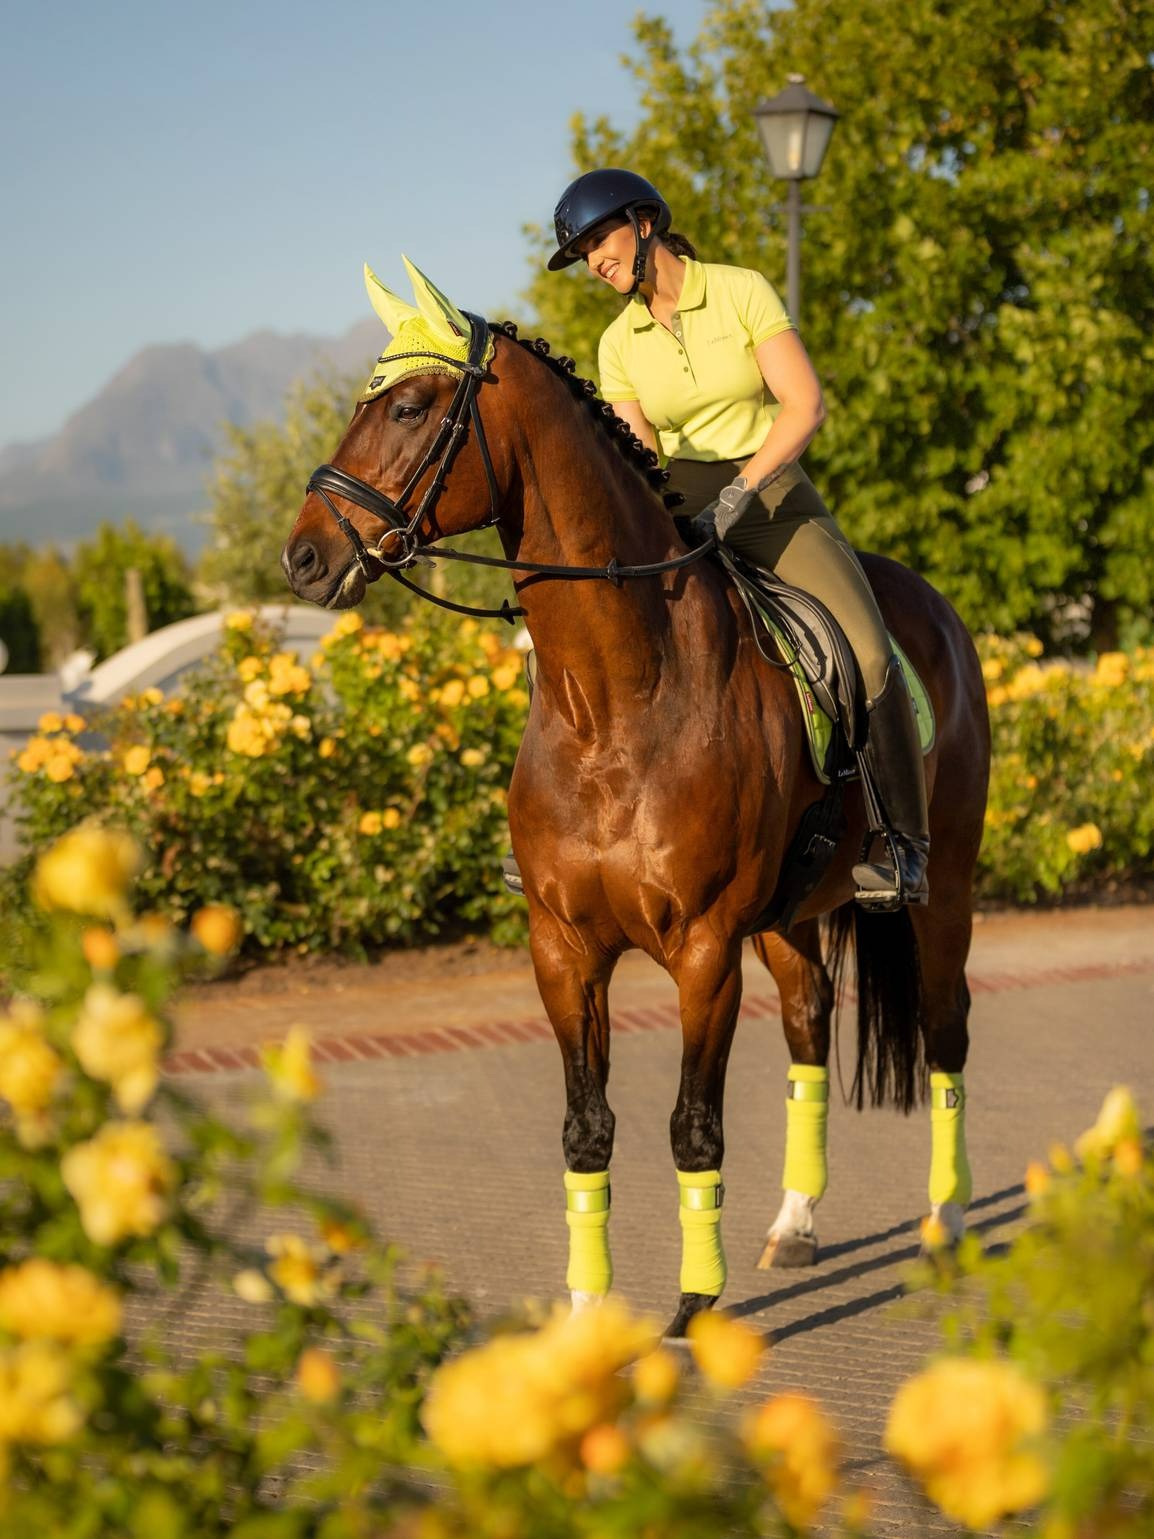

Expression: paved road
xmin=172 ymin=909 xmax=1153 ymax=1535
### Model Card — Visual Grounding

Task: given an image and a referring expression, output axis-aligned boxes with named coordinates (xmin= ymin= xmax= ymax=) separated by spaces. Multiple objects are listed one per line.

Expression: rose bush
xmin=7 ymin=620 xmax=1152 ymax=965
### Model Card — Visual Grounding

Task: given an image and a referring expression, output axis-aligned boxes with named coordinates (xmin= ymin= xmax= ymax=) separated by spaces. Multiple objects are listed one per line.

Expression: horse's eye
xmin=393 ymin=403 xmax=426 ymax=423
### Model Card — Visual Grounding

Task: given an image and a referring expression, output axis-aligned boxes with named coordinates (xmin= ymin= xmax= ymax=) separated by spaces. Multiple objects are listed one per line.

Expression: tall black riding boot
xmin=852 ymin=656 xmax=930 ymax=909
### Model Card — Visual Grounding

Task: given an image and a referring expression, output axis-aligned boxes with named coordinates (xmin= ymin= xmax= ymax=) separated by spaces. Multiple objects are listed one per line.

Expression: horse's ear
xmin=363 ymin=263 xmax=419 ymax=334
xmin=402 ymin=255 xmax=471 ymax=343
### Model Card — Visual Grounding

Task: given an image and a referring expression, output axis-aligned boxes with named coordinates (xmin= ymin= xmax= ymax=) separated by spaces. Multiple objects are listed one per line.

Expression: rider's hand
xmin=701 ymin=476 xmax=757 ymax=542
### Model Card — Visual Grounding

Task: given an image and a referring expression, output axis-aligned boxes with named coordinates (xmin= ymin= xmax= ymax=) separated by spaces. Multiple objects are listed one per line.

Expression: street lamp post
xmin=752 ymin=74 xmax=839 ymax=327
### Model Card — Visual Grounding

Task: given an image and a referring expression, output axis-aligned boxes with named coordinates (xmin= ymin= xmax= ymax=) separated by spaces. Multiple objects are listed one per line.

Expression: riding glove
xmin=689 ymin=476 xmax=757 ymax=546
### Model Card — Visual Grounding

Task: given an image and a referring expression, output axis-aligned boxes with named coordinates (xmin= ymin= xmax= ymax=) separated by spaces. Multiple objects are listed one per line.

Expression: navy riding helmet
xmin=547 ymin=168 xmax=672 ymax=293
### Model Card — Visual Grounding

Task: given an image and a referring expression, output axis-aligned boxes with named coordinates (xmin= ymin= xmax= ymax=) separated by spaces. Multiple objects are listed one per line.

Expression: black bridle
xmin=305 ymin=313 xmax=715 ymax=624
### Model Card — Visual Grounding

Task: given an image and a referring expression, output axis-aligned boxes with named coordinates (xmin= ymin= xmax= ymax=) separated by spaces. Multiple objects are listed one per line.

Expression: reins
xmin=307 ymin=315 xmax=715 ymax=624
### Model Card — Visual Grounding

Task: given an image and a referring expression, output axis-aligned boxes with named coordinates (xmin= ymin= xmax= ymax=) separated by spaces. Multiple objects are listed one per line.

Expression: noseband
xmin=307 ymin=312 xmax=501 ymax=579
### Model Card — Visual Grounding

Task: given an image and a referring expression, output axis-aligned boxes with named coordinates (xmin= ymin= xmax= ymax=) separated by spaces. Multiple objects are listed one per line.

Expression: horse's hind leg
xmin=911 ymin=884 xmax=976 ymax=1246
xmin=666 ymin=931 xmax=744 ymax=1337
xmin=530 ymin=917 xmax=619 ymax=1310
xmin=751 ymin=921 xmax=833 ymax=1269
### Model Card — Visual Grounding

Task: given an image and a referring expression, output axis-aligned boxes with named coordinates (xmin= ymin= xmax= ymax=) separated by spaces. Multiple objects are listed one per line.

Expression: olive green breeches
xmin=667 ymin=458 xmax=894 ymax=702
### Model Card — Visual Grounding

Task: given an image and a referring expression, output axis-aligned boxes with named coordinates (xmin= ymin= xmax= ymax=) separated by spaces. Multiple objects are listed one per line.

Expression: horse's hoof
xmin=756 ymin=1232 xmax=818 ymax=1270
xmin=664 ymin=1292 xmax=718 ymax=1339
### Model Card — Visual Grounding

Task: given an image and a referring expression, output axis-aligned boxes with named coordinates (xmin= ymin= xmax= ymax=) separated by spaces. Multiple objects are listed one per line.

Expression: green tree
xmin=21 ymin=547 xmax=81 ymax=668
xmin=73 ymin=521 xmax=196 ymax=660
xmin=523 ymin=0 xmax=1154 ymax=647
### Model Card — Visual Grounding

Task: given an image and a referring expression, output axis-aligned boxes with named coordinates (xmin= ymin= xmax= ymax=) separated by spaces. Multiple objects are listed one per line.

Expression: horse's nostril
xmin=292 ymin=541 xmax=318 ymax=578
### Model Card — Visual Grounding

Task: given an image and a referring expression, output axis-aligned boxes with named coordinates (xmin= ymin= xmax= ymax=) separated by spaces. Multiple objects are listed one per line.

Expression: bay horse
xmin=282 ymin=259 xmax=990 ymax=1335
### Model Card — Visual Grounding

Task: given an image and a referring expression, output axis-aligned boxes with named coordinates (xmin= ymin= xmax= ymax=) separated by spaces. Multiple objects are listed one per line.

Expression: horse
xmin=282 ymin=258 xmax=990 ymax=1336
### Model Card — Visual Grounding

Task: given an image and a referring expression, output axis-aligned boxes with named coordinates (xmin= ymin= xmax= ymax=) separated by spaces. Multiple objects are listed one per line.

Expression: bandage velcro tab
xmin=680 ymin=1179 xmax=725 ymax=1211
xmin=566 ymin=1184 xmax=611 ymax=1214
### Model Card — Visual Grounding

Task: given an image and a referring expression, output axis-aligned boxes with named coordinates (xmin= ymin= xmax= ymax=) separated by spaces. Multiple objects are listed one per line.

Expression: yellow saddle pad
xmin=760 ymin=620 xmax=936 ymax=785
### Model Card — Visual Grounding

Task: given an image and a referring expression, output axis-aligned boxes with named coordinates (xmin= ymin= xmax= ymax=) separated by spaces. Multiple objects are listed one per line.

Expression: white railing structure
xmin=0 ymin=606 xmax=333 ymax=861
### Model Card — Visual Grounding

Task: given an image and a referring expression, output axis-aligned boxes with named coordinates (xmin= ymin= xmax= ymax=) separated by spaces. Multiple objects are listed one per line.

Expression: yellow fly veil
xmin=359 ymin=257 xmax=492 ymax=402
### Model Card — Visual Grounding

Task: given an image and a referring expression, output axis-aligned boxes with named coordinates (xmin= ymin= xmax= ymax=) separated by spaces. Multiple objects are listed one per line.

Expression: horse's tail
xmin=824 ymin=902 xmax=925 ymax=1113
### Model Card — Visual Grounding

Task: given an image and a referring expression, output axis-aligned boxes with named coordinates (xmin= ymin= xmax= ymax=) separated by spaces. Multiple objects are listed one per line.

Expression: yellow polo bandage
xmin=565 ymin=1171 xmax=612 ymax=1294
xmin=782 ymin=1064 xmax=829 ymax=1199
xmin=677 ymin=1170 xmax=726 ymax=1297
xmin=929 ymin=1071 xmax=972 ymax=1207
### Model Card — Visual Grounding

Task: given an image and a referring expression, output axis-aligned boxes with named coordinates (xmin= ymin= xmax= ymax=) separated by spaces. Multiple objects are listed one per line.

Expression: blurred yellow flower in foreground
xmin=295 ymin=1346 xmax=341 ymax=1402
xmin=885 ymin=1358 xmax=1049 ymax=1529
xmin=233 ymin=1269 xmax=274 ymax=1304
xmin=0 ymin=1342 xmax=83 ymax=1445
xmin=81 ymin=927 xmax=121 ymax=972
xmin=224 ymin=610 xmax=254 ymax=631
xmin=191 ymin=904 xmax=243 ymax=956
xmin=1065 ymin=823 xmax=1103 ymax=856
xmin=358 ymin=811 xmax=383 ymax=836
xmin=318 ymin=736 xmax=336 ymax=759
xmin=407 ymin=742 xmax=434 ymax=768
xmin=1024 ymin=1161 xmax=1051 ymax=1199
xmin=39 ymin=712 xmax=65 ymax=733
xmin=0 ymin=1002 xmax=63 ymax=1124
xmin=460 ymin=748 xmax=485 ymax=768
xmin=688 ymin=1309 xmax=766 ymax=1389
xmin=492 ymin=663 xmax=519 ymax=691
xmin=580 ymin=1421 xmax=631 ymax=1474
xmin=72 ymin=983 xmax=162 ymax=1114
xmin=265 ymin=1233 xmax=339 ymax=1306
xmin=319 ymin=1214 xmax=366 ymax=1254
xmin=1093 ymin=651 xmax=1128 ymax=689
xmin=263 ymin=1026 xmax=323 ymax=1103
xmin=467 ymin=675 xmax=490 ymax=699
xmin=632 ymin=1346 xmax=680 ymax=1406
xmin=438 ymin=679 xmax=466 ymax=709
xmin=0 ymin=1260 xmax=121 ymax=1347
xmin=744 ymin=1392 xmax=842 ymax=1530
xmin=62 ymin=1121 xmax=177 ymax=1246
xmin=33 ymin=826 xmax=142 ymax=919
xmin=268 ymin=650 xmax=312 ymax=697
xmin=1075 ymin=1086 xmax=1140 ymax=1161
xmin=423 ymin=1299 xmax=658 ymax=1469
xmin=123 ymin=745 xmax=152 ymax=776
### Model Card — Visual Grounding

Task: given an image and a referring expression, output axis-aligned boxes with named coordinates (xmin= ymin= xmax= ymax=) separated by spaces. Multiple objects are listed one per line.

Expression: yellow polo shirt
xmin=597 ymin=258 xmax=795 ymax=463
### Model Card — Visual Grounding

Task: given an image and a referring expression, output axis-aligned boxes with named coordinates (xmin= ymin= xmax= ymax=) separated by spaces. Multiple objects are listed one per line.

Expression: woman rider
xmin=530 ymin=168 xmax=930 ymax=907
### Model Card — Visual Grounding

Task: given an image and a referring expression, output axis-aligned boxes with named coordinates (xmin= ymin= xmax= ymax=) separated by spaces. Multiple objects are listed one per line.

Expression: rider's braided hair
xmin=493 ymin=321 xmax=682 ymax=510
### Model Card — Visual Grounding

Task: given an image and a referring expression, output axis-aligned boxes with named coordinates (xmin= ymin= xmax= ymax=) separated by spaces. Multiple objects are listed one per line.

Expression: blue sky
xmin=1 ymin=0 xmax=713 ymax=448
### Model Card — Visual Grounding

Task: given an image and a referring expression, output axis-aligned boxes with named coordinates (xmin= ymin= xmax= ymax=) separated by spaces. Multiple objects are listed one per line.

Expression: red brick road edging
xmin=162 ymin=957 xmax=1154 ymax=1078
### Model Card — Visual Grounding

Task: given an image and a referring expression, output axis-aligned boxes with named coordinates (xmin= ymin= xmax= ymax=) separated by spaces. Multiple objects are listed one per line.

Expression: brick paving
xmin=171 ymin=909 xmax=1153 ymax=1535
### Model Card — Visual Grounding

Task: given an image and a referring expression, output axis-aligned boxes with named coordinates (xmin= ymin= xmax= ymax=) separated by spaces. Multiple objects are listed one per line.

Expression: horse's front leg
xmin=665 ymin=928 xmax=744 ymax=1338
xmin=530 ymin=913 xmax=619 ymax=1311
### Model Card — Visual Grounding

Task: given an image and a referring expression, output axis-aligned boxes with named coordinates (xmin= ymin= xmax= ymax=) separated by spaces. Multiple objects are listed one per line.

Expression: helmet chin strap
xmin=626 ymin=207 xmax=654 ymax=296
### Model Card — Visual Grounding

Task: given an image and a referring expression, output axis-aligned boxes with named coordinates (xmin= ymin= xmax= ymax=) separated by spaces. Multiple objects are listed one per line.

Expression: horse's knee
xmin=563 ymin=1096 xmax=615 ymax=1172
xmin=670 ymin=1098 xmax=724 ymax=1171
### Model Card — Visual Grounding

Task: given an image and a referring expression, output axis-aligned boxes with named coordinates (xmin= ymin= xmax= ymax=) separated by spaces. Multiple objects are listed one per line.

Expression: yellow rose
xmin=122 ymin=745 xmax=151 ymax=776
xmin=82 ymin=927 xmax=121 ymax=972
xmin=295 ymin=1347 xmax=341 ymax=1402
xmin=319 ymin=1215 xmax=366 ymax=1254
xmin=34 ymin=826 xmax=141 ymax=918
xmin=64 ymin=713 xmax=86 ymax=734
xmin=318 ymin=737 xmax=336 ymax=759
xmin=142 ymin=766 xmax=165 ymax=792
xmin=439 ymin=678 xmax=466 ymax=709
xmin=237 ymin=656 xmax=263 ymax=683
xmin=191 ymin=904 xmax=244 ymax=956
xmin=188 ymin=770 xmax=213 ymax=797
xmin=687 ymin=1310 xmax=766 ymax=1389
xmin=17 ymin=737 xmax=53 ymax=773
xmin=397 ymin=676 xmax=420 ymax=702
xmin=1065 ymin=823 xmax=1103 ymax=856
xmin=0 ymin=1002 xmax=63 ymax=1117
xmin=1093 ymin=650 xmax=1129 ymax=688
xmin=744 ymin=1392 xmax=841 ymax=1529
xmin=460 ymin=748 xmax=485 ymax=768
xmin=265 ymin=1233 xmax=339 ymax=1306
xmin=39 ymin=712 xmax=65 ymax=733
xmin=423 ymin=1299 xmax=657 ymax=1469
xmin=632 ymin=1347 xmax=680 ymax=1406
xmin=1024 ymin=636 xmax=1044 ymax=657
xmin=1075 ymin=1085 xmax=1141 ymax=1161
xmin=358 ymin=811 xmax=383 ymax=836
xmin=885 ymin=1358 xmax=1049 ymax=1529
xmin=62 ymin=1122 xmax=177 ymax=1246
xmin=1114 ymin=1137 xmax=1144 ymax=1178
xmin=243 ymin=679 xmax=271 ymax=711
xmin=139 ymin=687 xmax=164 ymax=708
xmin=233 ymin=1269 xmax=274 ymax=1304
xmin=466 ymin=675 xmax=490 ymax=699
xmin=0 ymin=1342 xmax=83 ymax=1445
xmin=579 ymin=1422 xmax=631 ymax=1474
xmin=262 ymin=1025 xmax=323 ymax=1103
xmin=327 ymin=612 xmax=363 ymax=640
xmin=492 ymin=663 xmax=519 ymax=691
xmin=382 ymin=808 xmax=402 ymax=830
xmin=1024 ymin=1161 xmax=1051 ymax=1199
xmin=407 ymin=742 xmax=434 ymax=768
xmin=224 ymin=611 xmax=254 ymax=631
xmin=268 ymin=651 xmax=312 ymax=696
xmin=0 ymin=1260 xmax=121 ymax=1346
xmin=45 ymin=753 xmax=77 ymax=783
xmin=72 ymin=983 xmax=162 ymax=1113
xmin=980 ymin=657 xmax=1004 ymax=682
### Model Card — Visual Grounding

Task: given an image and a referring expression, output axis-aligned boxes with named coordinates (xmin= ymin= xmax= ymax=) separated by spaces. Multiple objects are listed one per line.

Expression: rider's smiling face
xmin=577 ymin=213 xmax=652 ymax=293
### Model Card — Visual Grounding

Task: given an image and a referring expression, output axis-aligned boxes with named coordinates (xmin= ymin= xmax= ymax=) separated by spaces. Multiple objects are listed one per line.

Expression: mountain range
xmin=0 ymin=318 xmax=383 ymax=552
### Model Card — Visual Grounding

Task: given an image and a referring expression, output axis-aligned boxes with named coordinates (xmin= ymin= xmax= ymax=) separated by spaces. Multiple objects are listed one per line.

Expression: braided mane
xmin=493 ymin=321 xmax=682 ymax=510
